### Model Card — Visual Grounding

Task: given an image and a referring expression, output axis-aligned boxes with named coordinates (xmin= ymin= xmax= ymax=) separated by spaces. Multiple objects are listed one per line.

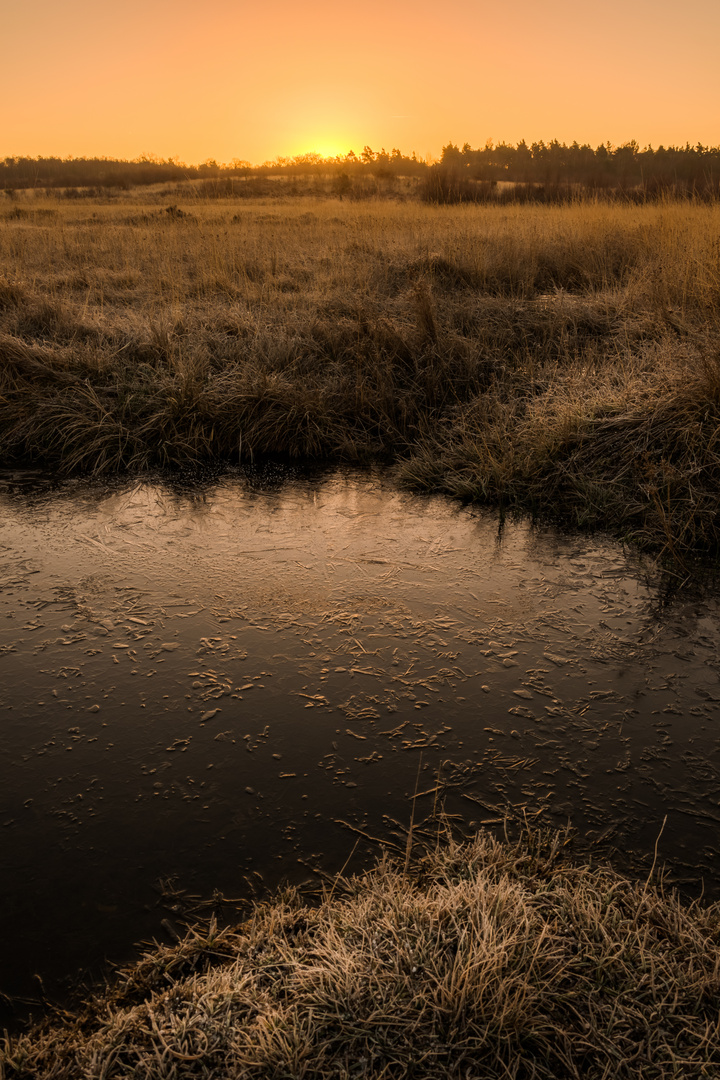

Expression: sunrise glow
xmin=285 ymin=138 xmax=352 ymax=162
xmin=1 ymin=0 xmax=718 ymax=163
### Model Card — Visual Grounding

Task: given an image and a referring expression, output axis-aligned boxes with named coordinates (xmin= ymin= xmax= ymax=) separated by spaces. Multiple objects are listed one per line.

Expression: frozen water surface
xmin=1 ymin=466 xmax=720 ymax=1012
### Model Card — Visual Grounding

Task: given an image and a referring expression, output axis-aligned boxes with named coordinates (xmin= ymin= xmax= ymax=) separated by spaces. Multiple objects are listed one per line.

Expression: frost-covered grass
xmin=2 ymin=192 xmax=719 ymax=568
xmin=3 ymin=830 xmax=720 ymax=1079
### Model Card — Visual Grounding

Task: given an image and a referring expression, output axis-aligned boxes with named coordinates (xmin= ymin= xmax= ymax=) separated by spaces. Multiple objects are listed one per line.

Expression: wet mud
xmin=1 ymin=466 xmax=720 ymax=1015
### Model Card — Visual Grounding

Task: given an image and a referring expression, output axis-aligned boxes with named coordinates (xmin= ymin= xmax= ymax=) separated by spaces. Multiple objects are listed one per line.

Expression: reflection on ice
xmin=1 ymin=466 xmax=720 ymax=1011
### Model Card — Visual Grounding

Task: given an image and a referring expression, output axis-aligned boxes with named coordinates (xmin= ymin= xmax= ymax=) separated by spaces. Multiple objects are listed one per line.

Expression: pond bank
xmin=1 ymin=197 xmax=719 ymax=570
xmin=3 ymin=830 xmax=719 ymax=1079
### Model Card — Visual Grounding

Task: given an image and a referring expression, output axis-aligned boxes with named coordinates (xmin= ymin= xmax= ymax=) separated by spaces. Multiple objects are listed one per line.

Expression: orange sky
xmin=3 ymin=0 xmax=719 ymax=163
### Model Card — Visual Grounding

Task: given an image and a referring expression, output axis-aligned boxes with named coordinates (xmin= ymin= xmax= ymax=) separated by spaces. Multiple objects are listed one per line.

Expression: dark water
xmin=2 ymin=466 xmax=720 ymax=1019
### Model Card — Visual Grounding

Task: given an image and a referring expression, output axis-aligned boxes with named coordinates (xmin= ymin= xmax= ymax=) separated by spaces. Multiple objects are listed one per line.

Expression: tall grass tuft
xmin=3 ymin=830 xmax=719 ymax=1078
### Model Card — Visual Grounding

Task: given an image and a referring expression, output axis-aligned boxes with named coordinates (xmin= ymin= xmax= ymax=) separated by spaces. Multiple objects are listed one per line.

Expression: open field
xmin=1 ymin=188 xmax=719 ymax=569
xmin=3 ymin=829 xmax=720 ymax=1079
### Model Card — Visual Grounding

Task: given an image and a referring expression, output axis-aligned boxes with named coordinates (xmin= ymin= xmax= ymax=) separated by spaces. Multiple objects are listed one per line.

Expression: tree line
xmin=0 ymin=149 xmax=424 ymax=191
xmin=438 ymin=139 xmax=720 ymax=194
xmin=1 ymin=141 xmax=718 ymax=198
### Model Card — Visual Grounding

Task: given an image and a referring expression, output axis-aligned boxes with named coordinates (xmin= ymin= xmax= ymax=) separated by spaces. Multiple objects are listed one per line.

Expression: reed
xmin=1 ymin=189 xmax=719 ymax=568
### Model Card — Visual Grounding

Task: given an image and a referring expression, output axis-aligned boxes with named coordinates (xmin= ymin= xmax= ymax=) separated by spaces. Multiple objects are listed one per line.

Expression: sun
xmin=308 ymin=142 xmax=349 ymax=160
xmin=285 ymin=132 xmax=352 ymax=161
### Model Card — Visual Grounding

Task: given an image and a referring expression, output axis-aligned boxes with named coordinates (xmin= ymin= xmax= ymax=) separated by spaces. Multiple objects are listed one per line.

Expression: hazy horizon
xmin=4 ymin=137 xmax=720 ymax=173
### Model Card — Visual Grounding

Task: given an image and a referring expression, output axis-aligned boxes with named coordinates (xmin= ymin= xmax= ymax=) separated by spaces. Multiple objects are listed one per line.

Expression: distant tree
xmin=440 ymin=142 xmax=463 ymax=166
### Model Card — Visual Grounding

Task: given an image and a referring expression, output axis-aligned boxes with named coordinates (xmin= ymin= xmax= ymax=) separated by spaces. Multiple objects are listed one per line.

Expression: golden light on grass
xmin=1 ymin=186 xmax=720 ymax=571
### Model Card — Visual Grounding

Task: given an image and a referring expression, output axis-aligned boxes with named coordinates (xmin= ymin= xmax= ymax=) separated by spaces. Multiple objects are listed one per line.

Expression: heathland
xmin=2 ymin=184 xmax=719 ymax=571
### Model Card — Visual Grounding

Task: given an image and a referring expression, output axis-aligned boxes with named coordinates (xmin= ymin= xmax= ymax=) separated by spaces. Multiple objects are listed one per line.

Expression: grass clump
xmin=1 ymin=192 xmax=720 ymax=568
xmin=2 ymin=830 xmax=720 ymax=1079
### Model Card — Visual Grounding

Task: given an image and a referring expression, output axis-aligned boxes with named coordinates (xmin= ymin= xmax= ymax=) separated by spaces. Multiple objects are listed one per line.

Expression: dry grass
xmin=1 ymin=188 xmax=719 ymax=567
xmin=3 ymin=830 xmax=720 ymax=1079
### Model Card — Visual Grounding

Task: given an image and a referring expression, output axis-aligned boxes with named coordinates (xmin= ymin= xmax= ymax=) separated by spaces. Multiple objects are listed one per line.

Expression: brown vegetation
xmin=1 ymin=189 xmax=719 ymax=570
xmin=2 ymin=830 xmax=719 ymax=1079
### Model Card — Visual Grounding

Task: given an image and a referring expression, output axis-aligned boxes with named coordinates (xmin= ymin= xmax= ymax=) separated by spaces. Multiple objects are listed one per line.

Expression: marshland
xmin=2 ymin=182 xmax=720 ymax=1078
xmin=2 ymin=185 xmax=720 ymax=568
